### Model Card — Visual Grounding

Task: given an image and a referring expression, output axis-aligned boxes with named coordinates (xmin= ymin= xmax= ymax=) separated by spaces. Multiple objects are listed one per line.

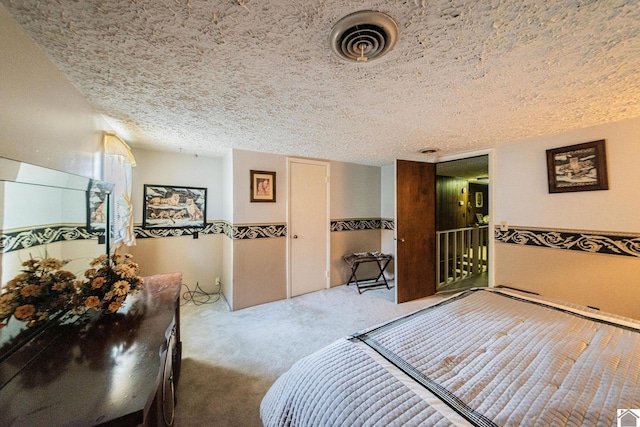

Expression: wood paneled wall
xmin=436 ymin=176 xmax=468 ymax=230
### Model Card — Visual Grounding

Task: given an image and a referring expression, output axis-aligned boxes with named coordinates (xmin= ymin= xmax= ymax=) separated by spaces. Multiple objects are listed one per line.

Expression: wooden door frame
xmin=286 ymin=157 xmax=331 ymax=299
xmin=434 ymin=148 xmax=495 ymax=288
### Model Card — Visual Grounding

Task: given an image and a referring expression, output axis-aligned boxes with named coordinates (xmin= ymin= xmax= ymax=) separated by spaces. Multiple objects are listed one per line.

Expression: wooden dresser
xmin=0 ymin=272 xmax=182 ymax=427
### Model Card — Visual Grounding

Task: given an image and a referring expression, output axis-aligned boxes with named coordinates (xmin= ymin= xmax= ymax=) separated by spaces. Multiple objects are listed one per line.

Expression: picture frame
xmin=546 ymin=140 xmax=609 ymax=193
xmin=143 ymin=184 xmax=207 ymax=228
xmin=475 ymin=192 xmax=483 ymax=208
xmin=86 ymin=179 xmax=110 ymax=233
xmin=250 ymin=170 xmax=276 ymax=202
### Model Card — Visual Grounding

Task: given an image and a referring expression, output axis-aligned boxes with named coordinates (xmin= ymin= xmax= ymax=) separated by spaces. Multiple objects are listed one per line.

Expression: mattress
xmin=260 ymin=288 xmax=640 ymax=426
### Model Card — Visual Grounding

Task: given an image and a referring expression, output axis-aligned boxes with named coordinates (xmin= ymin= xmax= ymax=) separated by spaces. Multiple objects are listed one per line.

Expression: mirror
xmin=0 ymin=157 xmax=114 ymax=360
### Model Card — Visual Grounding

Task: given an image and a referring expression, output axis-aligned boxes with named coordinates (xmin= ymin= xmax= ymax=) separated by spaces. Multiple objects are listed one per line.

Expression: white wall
xmin=380 ymin=164 xmax=396 ymax=276
xmin=228 ymin=149 xmax=288 ymax=309
xmin=381 ymin=164 xmax=395 ymax=219
xmin=493 ymin=117 xmax=640 ymax=318
xmin=226 ymin=150 xmax=389 ymax=304
xmin=329 ymin=161 xmax=385 ymax=286
xmin=230 ymin=150 xmax=384 ymax=223
xmin=127 ymin=147 xmax=387 ymax=308
xmin=330 ymin=161 xmax=380 ymax=219
xmin=131 ymin=234 xmax=223 ymax=294
xmin=129 ymin=148 xmax=224 ymax=293
xmin=3 ymin=183 xmax=64 ymax=229
xmin=222 ymin=151 xmax=234 ymax=223
xmin=131 ymin=148 xmax=223 ymax=224
xmin=0 ymin=5 xmax=103 ymax=178
xmin=232 ymin=149 xmax=287 ymax=224
xmin=1 ymin=8 xmax=109 ymax=295
xmin=495 ymin=117 xmax=640 ymax=233
xmin=221 ymin=150 xmax=234 ymax=305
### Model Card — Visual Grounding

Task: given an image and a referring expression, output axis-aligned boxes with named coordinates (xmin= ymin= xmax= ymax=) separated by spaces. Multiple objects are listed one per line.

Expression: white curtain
xmin=103 ymin=131 xmax=136 ymax=247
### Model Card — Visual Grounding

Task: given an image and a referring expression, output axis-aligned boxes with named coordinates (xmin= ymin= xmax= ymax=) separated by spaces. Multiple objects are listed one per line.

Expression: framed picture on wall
xmin=143 ymin=184 xmax=207 ymax=228
xmin=86 ymin=179 xmax=111 ymax=233
xmin=475 ymin=191 xmax=483 ymax=208
xmin=250 ymin=170 xmax=276 ymax=202
xmin=546 ymin=140 xmax=609 ymax=193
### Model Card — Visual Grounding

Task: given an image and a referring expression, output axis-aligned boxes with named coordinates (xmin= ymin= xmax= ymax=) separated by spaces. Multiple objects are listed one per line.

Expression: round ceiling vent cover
xmin=329 ymin=10 xmax=398 ymax=63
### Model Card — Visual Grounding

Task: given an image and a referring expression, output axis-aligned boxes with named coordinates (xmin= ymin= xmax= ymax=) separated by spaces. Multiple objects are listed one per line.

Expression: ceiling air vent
xmin=329 ymin=10 xmax=398 ymax=63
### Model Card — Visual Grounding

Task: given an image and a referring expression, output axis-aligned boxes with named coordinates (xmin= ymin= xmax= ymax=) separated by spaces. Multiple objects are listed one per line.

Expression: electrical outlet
xmin=215 ymin=277 xmax=221 ymax=287
xmin=500 ymin=221 xmax=508 ymax=231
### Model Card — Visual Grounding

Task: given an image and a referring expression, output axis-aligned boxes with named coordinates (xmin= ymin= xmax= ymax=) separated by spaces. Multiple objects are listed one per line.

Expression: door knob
xmin=292 ymin=235 xmax=298 ymax=239
xmin=395 ymin=237 xmax=405 ymax=242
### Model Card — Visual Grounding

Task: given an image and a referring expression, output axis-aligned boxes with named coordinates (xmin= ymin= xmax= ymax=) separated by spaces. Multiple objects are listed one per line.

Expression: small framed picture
xmin=250 ymin=170 xmax=276 ymax=202
xmin=86 ymin=179 xmax=112 ymax=233
xmin=546 ymin=140 xmax=609 ymax=193
xmin=143 ymin=184 xmax=207 ymax=228
xmin=475 ymin=192 xmax=483 ymax=208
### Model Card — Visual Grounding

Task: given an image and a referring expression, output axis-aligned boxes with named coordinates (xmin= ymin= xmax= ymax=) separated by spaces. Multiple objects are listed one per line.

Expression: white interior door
xmin=288 ymin=158 xmax=329 ymax=297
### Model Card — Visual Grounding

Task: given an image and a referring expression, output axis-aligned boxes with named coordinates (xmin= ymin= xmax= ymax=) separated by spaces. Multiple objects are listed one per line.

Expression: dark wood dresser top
xmin=0 ymin=272 xmax=182 ymax=427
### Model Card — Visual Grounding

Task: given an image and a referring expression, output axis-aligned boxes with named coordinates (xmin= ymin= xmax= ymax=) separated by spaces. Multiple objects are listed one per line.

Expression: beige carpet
xmin=174 ymin=283 xmax=444 ymax=427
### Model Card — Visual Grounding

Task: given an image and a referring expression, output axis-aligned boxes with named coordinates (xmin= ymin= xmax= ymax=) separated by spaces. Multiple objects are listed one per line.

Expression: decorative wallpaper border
xmin=133 ymin=221 xmax=287 ymax=240
xmin=134 ymin=221 xmax=225 ymax=239
xmin=1 ymin=224 xmax=100 ymax=254
xmin=331 ymin=219 xmax=381 ymax=232
xmin=222 ymin=221 xmax=234 ymax=239
xmin=132 ymin=218 xmax=392 ymax=240
xmin=330 ymin=218 xmax=396 ymax=231
xmin=233 ymin=224 xmax=287 ymax=239
xmin=495 ymin=226 xmax=640 ymax=258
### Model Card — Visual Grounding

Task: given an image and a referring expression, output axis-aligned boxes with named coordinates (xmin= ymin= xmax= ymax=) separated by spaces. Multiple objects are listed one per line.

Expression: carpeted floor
xmin=173 ymin=283 xmax=444 ymax=426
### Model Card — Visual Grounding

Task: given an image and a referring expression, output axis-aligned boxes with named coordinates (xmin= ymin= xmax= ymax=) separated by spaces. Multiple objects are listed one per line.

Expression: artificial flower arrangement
xmin=74 ymin=252 xmax=144 ymax=315
xmin=0 ymin=258 xmax=77 ymax=328
xmin=0 ymin=252 xmax=143 ymax=329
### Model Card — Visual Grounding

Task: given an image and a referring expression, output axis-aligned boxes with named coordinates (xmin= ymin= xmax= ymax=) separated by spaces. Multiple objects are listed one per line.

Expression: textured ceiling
xmin=2 ymin=0 xmax=639 ymax=166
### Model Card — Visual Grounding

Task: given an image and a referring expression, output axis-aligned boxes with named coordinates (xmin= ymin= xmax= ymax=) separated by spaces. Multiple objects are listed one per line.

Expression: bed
xmin=260 ymin=288 xmax=640 ymax=426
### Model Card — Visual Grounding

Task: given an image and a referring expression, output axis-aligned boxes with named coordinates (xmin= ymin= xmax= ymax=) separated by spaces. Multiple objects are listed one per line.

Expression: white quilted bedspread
xmin=260 ymin=289 xmax=640 ymax=427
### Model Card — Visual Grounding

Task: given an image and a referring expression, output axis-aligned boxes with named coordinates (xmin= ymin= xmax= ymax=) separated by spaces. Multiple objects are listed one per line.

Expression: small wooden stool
xmin=343 ymin=252 xmax=392 ymax=294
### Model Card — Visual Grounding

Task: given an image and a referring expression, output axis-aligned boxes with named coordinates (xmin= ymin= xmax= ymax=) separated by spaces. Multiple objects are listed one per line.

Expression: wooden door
xmin=288 ymin=159 xmax=330 ymax=297
xmin=395 ymin=159 xmax=436 ymax=303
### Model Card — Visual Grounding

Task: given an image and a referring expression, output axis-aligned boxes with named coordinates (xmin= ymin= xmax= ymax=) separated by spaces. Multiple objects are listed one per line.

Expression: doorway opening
xmin=435 ymin=155 xmax=489 ymax=293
